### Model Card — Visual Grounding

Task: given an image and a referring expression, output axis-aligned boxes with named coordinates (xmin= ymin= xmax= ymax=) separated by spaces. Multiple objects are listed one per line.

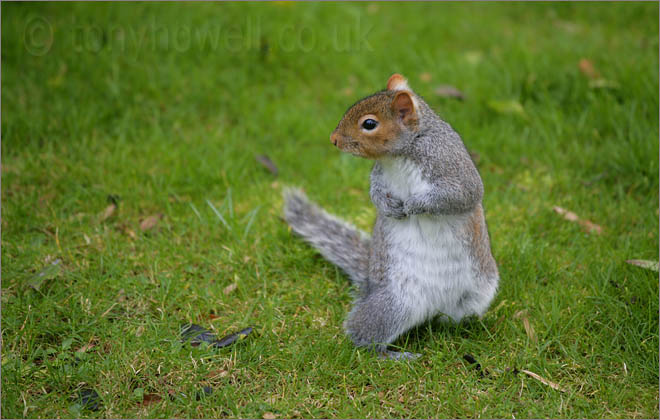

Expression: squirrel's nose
xmin=330 ymin=132 xmax=339 ymax=146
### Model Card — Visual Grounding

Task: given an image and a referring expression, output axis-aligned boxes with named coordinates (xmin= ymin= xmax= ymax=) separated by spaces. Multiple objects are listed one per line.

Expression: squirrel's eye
xmin=362 ymin=119 xmax=378 ymax=131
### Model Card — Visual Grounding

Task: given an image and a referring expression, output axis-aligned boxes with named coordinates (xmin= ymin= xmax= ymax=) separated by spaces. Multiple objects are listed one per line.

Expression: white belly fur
xmin=379 ymin=157 xmax=477 ymax=324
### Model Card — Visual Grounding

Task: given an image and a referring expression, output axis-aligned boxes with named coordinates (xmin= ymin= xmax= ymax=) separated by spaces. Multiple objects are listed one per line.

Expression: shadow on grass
xmin=393 ymin=314 xmax=494 ymax=351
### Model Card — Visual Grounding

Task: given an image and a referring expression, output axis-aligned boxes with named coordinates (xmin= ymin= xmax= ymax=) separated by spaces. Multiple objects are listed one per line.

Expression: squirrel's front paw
xmin=380 ymin=193 xmax=407 ymax=219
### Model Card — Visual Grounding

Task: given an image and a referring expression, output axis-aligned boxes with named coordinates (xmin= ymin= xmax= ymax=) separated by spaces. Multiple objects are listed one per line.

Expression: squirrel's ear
xmin=392 ymin=91 xmax=417 ymax=125
xmin=387 ymin=73 xmax=410 ymax=91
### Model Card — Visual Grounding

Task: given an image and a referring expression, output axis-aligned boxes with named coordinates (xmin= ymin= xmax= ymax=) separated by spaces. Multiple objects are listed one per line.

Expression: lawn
xmin=1 ymin=2 xmax=658 ymax=418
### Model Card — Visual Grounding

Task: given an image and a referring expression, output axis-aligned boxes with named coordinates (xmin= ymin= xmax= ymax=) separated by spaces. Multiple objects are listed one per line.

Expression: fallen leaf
xmin=28 ymin=259 xmax=62 ymax=291
xmin=207 ymin=369 xmax=230 ymax=379
xmin=78 ymin=388 xmax=102 ymax=411
xmin=181 ymin=324 xmax=217 ymax=347
xmin=255 ymin=155 xmax=278 ymax=176
xmin=626 ymin=260 xmax=659 ymax=272
xmin=214 ymin=327 xmax=253 ymax=348
xmin=140 ymin=214 xmax=163 ymax=232
xmin=181 ymin=324 xmax=253 ymax=348
xmin=522 ymin=317 xmax=536 ymax=343
xmin=76 ymin=338 xmax=98 ymax=353
xmin=487 ymin=100 xmax=527 ymax=119
xmin=514 ymin=311 xmax=537 ymax=343
xmin=552 ymin=206 xmax=602 ymax=234
xmin=578 ymin=58 xmax=600 ymax=79
xmin=553 ymin=206 xmax=579 ymax=222
xmin=435 ymin=85 xmax=466 ymax=100
xmin=341 ymin=87 xmax=354 ymax=97
xmin=141 ymin=393 xmax=162 ymax=406
xmin=263 ymin=412 xmax=278 ymax=419
xmin=419 ymin=72 xmax=432 ymax=82
xmin=100 ymin=204 xmax=116 ymax=222
xmin=223 ymin=283 xmax=237 ymax=295
xmin=580 ymin=219 xmax=603 ymax=234
xmin=520 ymin=369 xmax=567 ymax=392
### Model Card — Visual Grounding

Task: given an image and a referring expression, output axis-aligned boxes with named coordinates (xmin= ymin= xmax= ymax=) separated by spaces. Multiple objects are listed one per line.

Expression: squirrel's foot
xmin=378 ymin=349 xmax=422 ymax=361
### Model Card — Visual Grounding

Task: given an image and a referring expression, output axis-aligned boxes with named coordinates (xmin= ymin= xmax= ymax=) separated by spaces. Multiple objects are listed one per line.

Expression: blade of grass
xmin=206 ymin=199 xmax=231 ymax=231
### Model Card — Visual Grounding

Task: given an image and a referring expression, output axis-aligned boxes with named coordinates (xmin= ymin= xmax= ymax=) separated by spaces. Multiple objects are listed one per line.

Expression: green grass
xmin=2 ymin=2 xmax=658 ymax=418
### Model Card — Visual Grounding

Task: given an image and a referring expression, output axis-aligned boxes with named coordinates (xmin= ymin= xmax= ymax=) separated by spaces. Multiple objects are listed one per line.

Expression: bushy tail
xmin=283 ymin=188 xmax=370 ymax=289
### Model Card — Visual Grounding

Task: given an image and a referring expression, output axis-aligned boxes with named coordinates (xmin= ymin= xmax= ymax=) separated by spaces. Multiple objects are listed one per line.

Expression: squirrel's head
xmin=330 ymin=74 xmax=419 ymax=159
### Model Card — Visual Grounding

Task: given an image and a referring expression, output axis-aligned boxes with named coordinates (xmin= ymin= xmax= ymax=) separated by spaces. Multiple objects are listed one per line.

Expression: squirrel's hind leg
xmin=344 ymin=289 xmax=419 ymax=360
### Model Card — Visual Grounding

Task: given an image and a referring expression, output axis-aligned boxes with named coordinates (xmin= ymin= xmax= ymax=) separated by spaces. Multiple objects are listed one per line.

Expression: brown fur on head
xmin=330 ymin=74 xmax=418 ymax=159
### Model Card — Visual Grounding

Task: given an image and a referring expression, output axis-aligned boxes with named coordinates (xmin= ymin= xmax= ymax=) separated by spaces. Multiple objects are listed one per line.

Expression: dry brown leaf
xmin=580 ymin=219 xmax=603 ymax=234
xmin=520 ymin=369 xmax=567 ymax=392
xmin=553 ymin=206 xmax=579 ymax=222
xmin=100 ymin=203 xmax=116 ymax=221
xmin=223 ymin=283 xmax=238 ymax=295
xmin=206 ymin=312 xmax=220 ymax=321
xmin=513 ymin=310 xmax=537 ymax=343
xmin=118 ymin=224 xmax=137 ymax=239
xmin=140 ymin=214 xmax=163 ymax=231
xmin=626 ymin=259 xmax=659 ymax=272
xmin=553 ymin=206 xmax=602 ymax=234
xmin=141 ymin=393 xmax=162 ymax=406
xmin=513 ymin=310 xmax=525 ymax=319
xmin=522 ymin=317 xmax=537 ymax=343
xmin=77 ymin=343 xmax=95 ymax=353
xmin=263 ymin=412 xmax=278 ymax=419
xmin=77 ymin=339 xmax=97 ymax=353
xmin=255 ymin=154 xmax=279 ymax=176
xmin=435 ymin=85 xmax=466 ymax=100
xmin=207 ymin=369 xmax=230 ymax=379
xmin=578 ymin=58 xmax=600 ymax=79
xmin=419 ymin=72 xmax=432 ymax=82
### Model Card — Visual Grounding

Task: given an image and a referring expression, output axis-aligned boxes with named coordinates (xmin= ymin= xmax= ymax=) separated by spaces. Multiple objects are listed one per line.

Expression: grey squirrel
xmin=283 ymin=74 xmax=499 ymax=360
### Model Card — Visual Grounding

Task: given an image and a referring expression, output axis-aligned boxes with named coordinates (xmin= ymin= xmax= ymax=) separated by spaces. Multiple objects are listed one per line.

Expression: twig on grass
xmin=520 ymin=369 xmax=567 ymax=392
